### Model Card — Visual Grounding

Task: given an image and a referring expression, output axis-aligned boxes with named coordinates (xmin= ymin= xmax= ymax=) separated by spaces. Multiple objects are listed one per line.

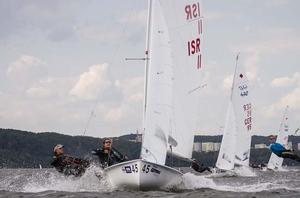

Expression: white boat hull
xmin=104 ymin=159 xmax=183 ymax=190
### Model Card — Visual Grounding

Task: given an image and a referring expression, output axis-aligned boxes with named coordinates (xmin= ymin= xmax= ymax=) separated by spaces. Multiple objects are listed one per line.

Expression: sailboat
xmin=267 ymin=106 xmax=289 ymax=170
xmin=215 ymin=55 xmax=252 ymax=172
xmin=104 ymin=0 xmax=203 ymax=190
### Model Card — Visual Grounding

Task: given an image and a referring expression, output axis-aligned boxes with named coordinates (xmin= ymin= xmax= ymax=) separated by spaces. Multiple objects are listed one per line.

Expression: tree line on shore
xmin=1 ymin=128 xmax=299 ymax=168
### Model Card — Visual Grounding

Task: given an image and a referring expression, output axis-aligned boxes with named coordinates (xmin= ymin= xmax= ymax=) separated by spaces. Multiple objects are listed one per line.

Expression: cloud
xmin=231 ymin=27 xmax=300 ymax=87
xmin=6 ymin=55 xmax=47 ymax=83
xmin=96 ymin=76 xmax=144 ymax=125
xmin=265 ymin=0 xmax=290 ymax=7
xmin=264 ymin=73 xmax=300 ymax=118
xmin=271 ymin=72 xmax=300 ymax=87
xmin=26 ymin=86 xmax=52 ymax=99
xmin=47 ymin=24 xmax=75 ymax=42
xmin=223 ymin=74 xmax=233 ymax=90
xmin=104 ymin=107 xmax=123 ymax=122
xmin=272 ymin=72 xmax=300 ymax=110
xmin=204 ymin=10 xmax=240 ymax=21
xmin=75 ymin=23 xmax=126 ymax=43
xmin=242 ymin=27 xmax=300 ymax=54
xmin=263 ymin=87 xmax=300 ymax=118
xmin=279 ymin=87 xmax=300 ymax=109
xmin=243 ymin=51 xmax=260 ymax=82
xmin=118 ymin=9 xmax=147 ymax=26
xmin=129 ymin=93 xmax=144 ymax=102
xmin=70 ymin=63 xmax=112 ymax=100
xmin=26 ymin=76 xmax=76 ymax=100
xmin=115 ymin=76 xmax=144 ymax=102
xmin=0 ymin=1 xmax=69 ymax=39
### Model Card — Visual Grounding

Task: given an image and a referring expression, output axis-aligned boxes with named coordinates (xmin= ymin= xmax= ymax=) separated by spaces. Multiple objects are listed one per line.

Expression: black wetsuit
xmin=270 ymin=143 xmax=300 ymax=162
xmin=91 ymin=147 xmax=126 ymax=168
xmin=51 ymin=154 xmax=90 ymax=177
xmin=277 ymin=151 xmax=300 ymax=162
xmin=191 ymin=161 xmax=212 ymax=173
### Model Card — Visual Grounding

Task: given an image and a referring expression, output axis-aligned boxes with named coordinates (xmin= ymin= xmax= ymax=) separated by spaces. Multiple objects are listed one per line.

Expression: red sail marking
xmin=197 ymin=2 xmax=201 ymax=17
xmin=200 ymin=19 xmax=203 ymax=34
xmin=200 ymin=54 xmax=202 ymax=68
xmin=185 ymin=2 xmax=201 ymax=21
xmin=197 ymin=54 xmax=202 ymax=69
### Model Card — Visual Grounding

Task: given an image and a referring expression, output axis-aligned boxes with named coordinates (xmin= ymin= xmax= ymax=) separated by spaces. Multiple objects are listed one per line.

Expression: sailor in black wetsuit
xmin=51 ymin=144 xmax=90 ymax=177
xmin=191 ymin=159 xmax=212 ymax=173
xmin=268 ymin=135 xmax=300 ymax=162
xmin=91 ymin=138 xmax=127 ymax=168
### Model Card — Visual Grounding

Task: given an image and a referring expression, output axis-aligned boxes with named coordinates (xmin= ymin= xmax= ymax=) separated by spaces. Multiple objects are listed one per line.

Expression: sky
xmin=0 ymin=0 xmax=299 ymax=138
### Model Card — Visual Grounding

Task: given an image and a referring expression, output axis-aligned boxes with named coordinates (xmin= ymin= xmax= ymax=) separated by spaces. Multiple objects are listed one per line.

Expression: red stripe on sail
xmin=198 ymin=20 xmax=201 ymax=35
xmin=200 ymin=19 xmax=203 ymax=34
xmin=198 ymin=2 xmax=201 ymax=17
xmin=200 ymin=54 xmax=202 ymax=68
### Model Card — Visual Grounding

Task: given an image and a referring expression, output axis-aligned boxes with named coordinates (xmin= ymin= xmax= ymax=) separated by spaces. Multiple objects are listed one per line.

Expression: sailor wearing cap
xmin=51 ymin=144 xmax=90 ymax=177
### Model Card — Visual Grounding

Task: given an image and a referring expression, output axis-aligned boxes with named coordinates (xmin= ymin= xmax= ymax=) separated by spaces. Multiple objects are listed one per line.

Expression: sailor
xmin=51 ymin=144 xmax=90 ymax=177
xmin=191 ymin=159 xmax=212 ymax=173
xmin=91 ymin=138 xmax=127 ymax=168
xmin=268 ymin=135 xmax=300 ymax=162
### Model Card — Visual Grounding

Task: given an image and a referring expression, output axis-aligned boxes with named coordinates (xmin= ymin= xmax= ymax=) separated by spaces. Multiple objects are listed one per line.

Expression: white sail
xmin=141 ymin=0 xmax=203 ymax=163
xmin=267 ymin=106 xmax=289 ymax=170
xmin=140 ymin=0 xmax=173 ymax=165
xmin=216 ymin=55 xmax=252 ymax=170
xmin=161 ymin=0 xmax=204 ymax=159
xmin=105 ymin=0 xmax=204 ymax=190
xmin=232 ymin=59 xmax=252 ymax=167
xmin=216 ymin=101 xmax=237 ymax=170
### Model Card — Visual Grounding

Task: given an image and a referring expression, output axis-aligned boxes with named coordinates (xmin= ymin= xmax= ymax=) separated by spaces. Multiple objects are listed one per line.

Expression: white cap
xmin=53 ymin=144 xmax=64 ymax=153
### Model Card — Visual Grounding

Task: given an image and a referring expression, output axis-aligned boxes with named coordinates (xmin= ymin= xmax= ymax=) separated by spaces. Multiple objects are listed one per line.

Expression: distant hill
xmin=194 ymin=135 xmax=300 ymax=149
xmin=0 ymin=128 xmax=299 ymax=168
xmin=0 ymin=128 xmax=140 ymax=168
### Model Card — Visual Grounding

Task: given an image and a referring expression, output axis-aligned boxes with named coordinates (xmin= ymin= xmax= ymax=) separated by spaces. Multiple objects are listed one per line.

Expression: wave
xmin=1 ymin=167 xmax=299 ymax=193
xmin=180 ymin=171 xmax=298 ymax=193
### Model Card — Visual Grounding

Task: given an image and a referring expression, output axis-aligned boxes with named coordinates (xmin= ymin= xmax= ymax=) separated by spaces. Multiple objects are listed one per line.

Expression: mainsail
xmin=267 ymin=106 xmax=289 ymax=170
xmin=216 ymin=55 xmax=252 ymax=170
xmin=141 ymin=0 xmax=203 ymax=164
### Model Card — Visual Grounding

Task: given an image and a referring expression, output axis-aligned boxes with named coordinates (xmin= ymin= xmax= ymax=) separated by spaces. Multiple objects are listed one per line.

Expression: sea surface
xmin=0 ymin=166 xmax=300 ymax=198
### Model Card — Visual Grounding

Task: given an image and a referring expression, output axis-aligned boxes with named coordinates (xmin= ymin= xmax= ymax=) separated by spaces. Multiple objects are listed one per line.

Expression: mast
xmin=142 ymin=0 xmax=152 ymax=131
xmin=230 ymin=53 xmax=240 ymax=100
xmin=140 ymin=0 xmax=152 ymax=158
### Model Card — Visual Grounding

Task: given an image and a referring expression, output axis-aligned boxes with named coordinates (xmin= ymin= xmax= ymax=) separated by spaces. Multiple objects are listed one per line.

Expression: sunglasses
xmin=105 ymin=141 xmax=111 ymax=144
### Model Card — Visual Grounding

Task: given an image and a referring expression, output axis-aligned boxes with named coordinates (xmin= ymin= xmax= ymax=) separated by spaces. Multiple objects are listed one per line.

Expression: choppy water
xmin=0 ymin=166 xmax=300 ymax=197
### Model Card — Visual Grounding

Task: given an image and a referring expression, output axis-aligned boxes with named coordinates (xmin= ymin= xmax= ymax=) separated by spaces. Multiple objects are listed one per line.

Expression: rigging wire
xmin=82 ymin=2 xmax=142 ymax=136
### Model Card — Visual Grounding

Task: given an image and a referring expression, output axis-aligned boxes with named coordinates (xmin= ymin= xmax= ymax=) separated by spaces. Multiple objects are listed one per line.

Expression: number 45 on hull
xmin=104 ymin=159 xmax=183 ymax=190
